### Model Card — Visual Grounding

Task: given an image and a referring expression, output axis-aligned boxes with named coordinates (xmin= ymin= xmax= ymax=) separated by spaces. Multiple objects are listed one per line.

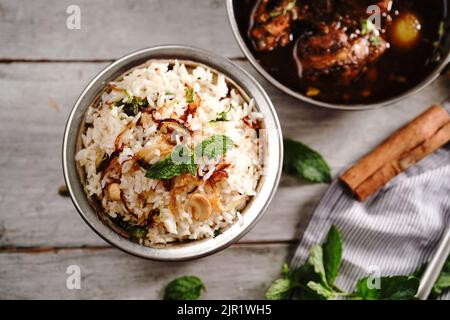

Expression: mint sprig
xmin=163 ymin=276 xmax=205 ymax=300
xmin=266 ymin=226 xmax=450 ymax=300
xmin=144 ymin=135 xmax=233 ymax=180
xmin=196 ymin=134 xmax=233 ymax=159
xmin=145 ymin=145 xmax=196 ymax=180
xmin=283 ymin=138 xmax=331 ymax=183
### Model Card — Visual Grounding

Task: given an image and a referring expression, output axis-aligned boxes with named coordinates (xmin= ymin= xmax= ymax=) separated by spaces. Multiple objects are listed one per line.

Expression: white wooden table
xmin=0 ymin=0 xmax=448 ymax=299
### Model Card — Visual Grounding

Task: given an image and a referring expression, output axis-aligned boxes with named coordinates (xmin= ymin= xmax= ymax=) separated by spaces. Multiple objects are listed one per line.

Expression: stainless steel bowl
xmin=62 ymin=45 xmax=283 ymax=261
xmin=226 ymin=0 xmax=450 ymax=110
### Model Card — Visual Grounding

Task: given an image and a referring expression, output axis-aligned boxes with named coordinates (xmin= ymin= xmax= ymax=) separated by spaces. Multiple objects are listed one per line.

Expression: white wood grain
xmin=1 ymin=0 xmax=449 ymax=301
xmin=0 ymin=0 xmax=242 ymax=60
xmin=0 ymin=244 xmax=289 ymax=299
xmin=0 ymin=61 xmax=448 ymax=248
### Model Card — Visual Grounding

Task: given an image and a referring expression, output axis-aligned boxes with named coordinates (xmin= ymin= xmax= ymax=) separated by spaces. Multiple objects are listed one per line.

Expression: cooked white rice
xmin=76 ymin=60 xmax=263 ymax=245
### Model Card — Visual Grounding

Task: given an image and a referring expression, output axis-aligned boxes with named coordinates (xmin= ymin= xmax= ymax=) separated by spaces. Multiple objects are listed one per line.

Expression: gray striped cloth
xmin=291 ymin=144 xmax=450 ymax=300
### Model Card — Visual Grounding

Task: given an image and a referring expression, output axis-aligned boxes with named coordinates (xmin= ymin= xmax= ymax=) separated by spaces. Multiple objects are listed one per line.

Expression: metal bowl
xmin=226 ymin=0 xmax=450 ymax=110
xmin=62 ymin=45 xmax=283 ymax=261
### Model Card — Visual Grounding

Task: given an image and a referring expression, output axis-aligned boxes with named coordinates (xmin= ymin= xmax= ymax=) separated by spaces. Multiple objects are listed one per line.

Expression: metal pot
xmin=62 ymin=45 xmax=283 ymax=261
xmin=226 ymin=0 xmax=450 ymax=110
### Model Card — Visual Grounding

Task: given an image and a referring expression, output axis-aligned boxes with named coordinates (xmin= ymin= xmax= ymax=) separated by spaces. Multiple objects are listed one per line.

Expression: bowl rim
xmin=226 ymin=0 xmax=450 ymax=111
xmin=62 ymin=45 xmax=283 ymax=261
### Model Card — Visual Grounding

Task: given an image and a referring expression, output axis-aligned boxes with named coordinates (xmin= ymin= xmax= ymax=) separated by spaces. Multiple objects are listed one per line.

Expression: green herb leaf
xmin=111 ymin=216 xmax=147 ymax=240
xmin=353 ymin=277 xmax=378 ymax=300
xmin=354 ymin=276 xmax=419 ymax=300
xmin=210 ymin=105 xmax=232 ymax=122
xmin=145 ymin=146 xmax=197 ymax=180
xmin=145 ymin=156 xmax=184 ymax=180
xmin=307 ymin=281 xmax=336 ymax=299
xmin=116 ymin=96 xmax=149 ymax=117
xmin=290 ymin=263 xmax=319 ymax=286
xmin=266 ymin=226 xmax=447 ymax=301
xmin=185 ymin=87 xmax=195 ymax=103
xmin=186 ymin=160 xmax=197 ymax=176
xmin=163 ymin=275 xmax=205 ymax=300
xmin=308 ymin=244 xmax=329 ymax=288
xmin=290 ymin=263 xmax=326 ymax=300
xmin=268 ymin=260 xmax=338 ymax=300
xmin=283 ymin=138 xmax=331 ymax=183
xmin=282 ymin=263 xmax=290 ymax=278
xmin=213 ymin=229 xmax=222 ymax=238
xmin=265 ymin=263 xmax=296 ymax=300
xmin=323 ymin=225 xmax=342 ymax=285
xmin=196 ymin=134 xmax=234 ymax=159
xmin=266 ymin=278 xmax=292 ymax=300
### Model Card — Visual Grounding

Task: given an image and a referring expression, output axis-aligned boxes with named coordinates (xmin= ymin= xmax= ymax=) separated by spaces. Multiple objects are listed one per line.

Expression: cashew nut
xmin=107 ymin=183 xmax=121 ymax=201
xmin=187 ymin=193 xmax=212 ymax=221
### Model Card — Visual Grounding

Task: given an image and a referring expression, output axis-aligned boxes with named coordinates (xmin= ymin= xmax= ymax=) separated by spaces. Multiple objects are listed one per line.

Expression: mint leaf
xmin=307 ymin=281 xmax=336 ymax=299
xmin=196 ymin=134 xmax=233 ymax=159
xmin=309 ymin=244 xmax=329 ymax=287
xmin=210 ymin=105 xmax=231 ymax=122
xmin=145 ymin=146 xmax=197 ymax=180
xmin=111 ymin=216 xmax=147 ymax=240
xmin=282 ymin=263 xmax=290 ymax=278
xmin=266 ymin=264 xmax=294 ymax=300
xmin=163 ymin=276 xmax=205 ymax=300
xmin=290 ymin=264 xmax=326 ymax=300
xmin=145 ymin=156 xmax=184 ymax=180
xmin=116 ymin=96 xmax=149 ymax=116
xmin=354 ymin=276 xmax=419 ymax=300
xmin=266 ymin=278 xmax=292 ymax=300
xmin=354 ymin=277 xmax=380 ymax=300
xmin=267 ymin=225 xmax=439 ymax=301
xmin=291 ymin=263 xmax=320 ymax=286
xmin=323 ymin=225 xmax=342 ymax=285
xmin=283 ymin=138 xmax=331 ymax=183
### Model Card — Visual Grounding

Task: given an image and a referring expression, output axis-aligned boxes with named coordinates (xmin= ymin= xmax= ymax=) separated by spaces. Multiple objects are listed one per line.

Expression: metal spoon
xmin=416 ymin=226 xmax=450 ymax=299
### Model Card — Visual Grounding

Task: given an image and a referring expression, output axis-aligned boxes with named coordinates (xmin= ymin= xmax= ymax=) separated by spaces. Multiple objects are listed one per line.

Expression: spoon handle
xmin=416 ymin=226 xmax=450 ymax=300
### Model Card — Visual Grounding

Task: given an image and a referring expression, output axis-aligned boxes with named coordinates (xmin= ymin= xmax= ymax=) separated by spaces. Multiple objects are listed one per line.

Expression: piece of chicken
xmin=295 ymin=24 xmax=388 ymax=84
xmin=250 ymin=0 xmax=301 ymax=51
xmin=250 ymin=0 xmax=392 ymax=84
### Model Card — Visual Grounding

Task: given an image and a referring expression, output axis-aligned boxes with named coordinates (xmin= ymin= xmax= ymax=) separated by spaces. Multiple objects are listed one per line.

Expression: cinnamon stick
xmin=353 ymin=121 xmax=450 ymax=201
xmin=340 ymin=105 xmax=450 ymax=192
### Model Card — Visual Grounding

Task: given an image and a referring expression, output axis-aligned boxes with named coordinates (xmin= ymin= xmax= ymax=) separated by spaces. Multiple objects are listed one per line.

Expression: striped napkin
xmin=291 ymin=144 xmax=450 ymax=300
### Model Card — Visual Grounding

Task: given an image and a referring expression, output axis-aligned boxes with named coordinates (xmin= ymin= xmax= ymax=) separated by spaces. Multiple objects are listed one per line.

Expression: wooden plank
xmin=0 ymin=244 xmax=289 ymax=299
xmin=0 ymin=0 xmax=243 ymax=60
xmin=0 ymin=61 xmax=448 ymax=248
